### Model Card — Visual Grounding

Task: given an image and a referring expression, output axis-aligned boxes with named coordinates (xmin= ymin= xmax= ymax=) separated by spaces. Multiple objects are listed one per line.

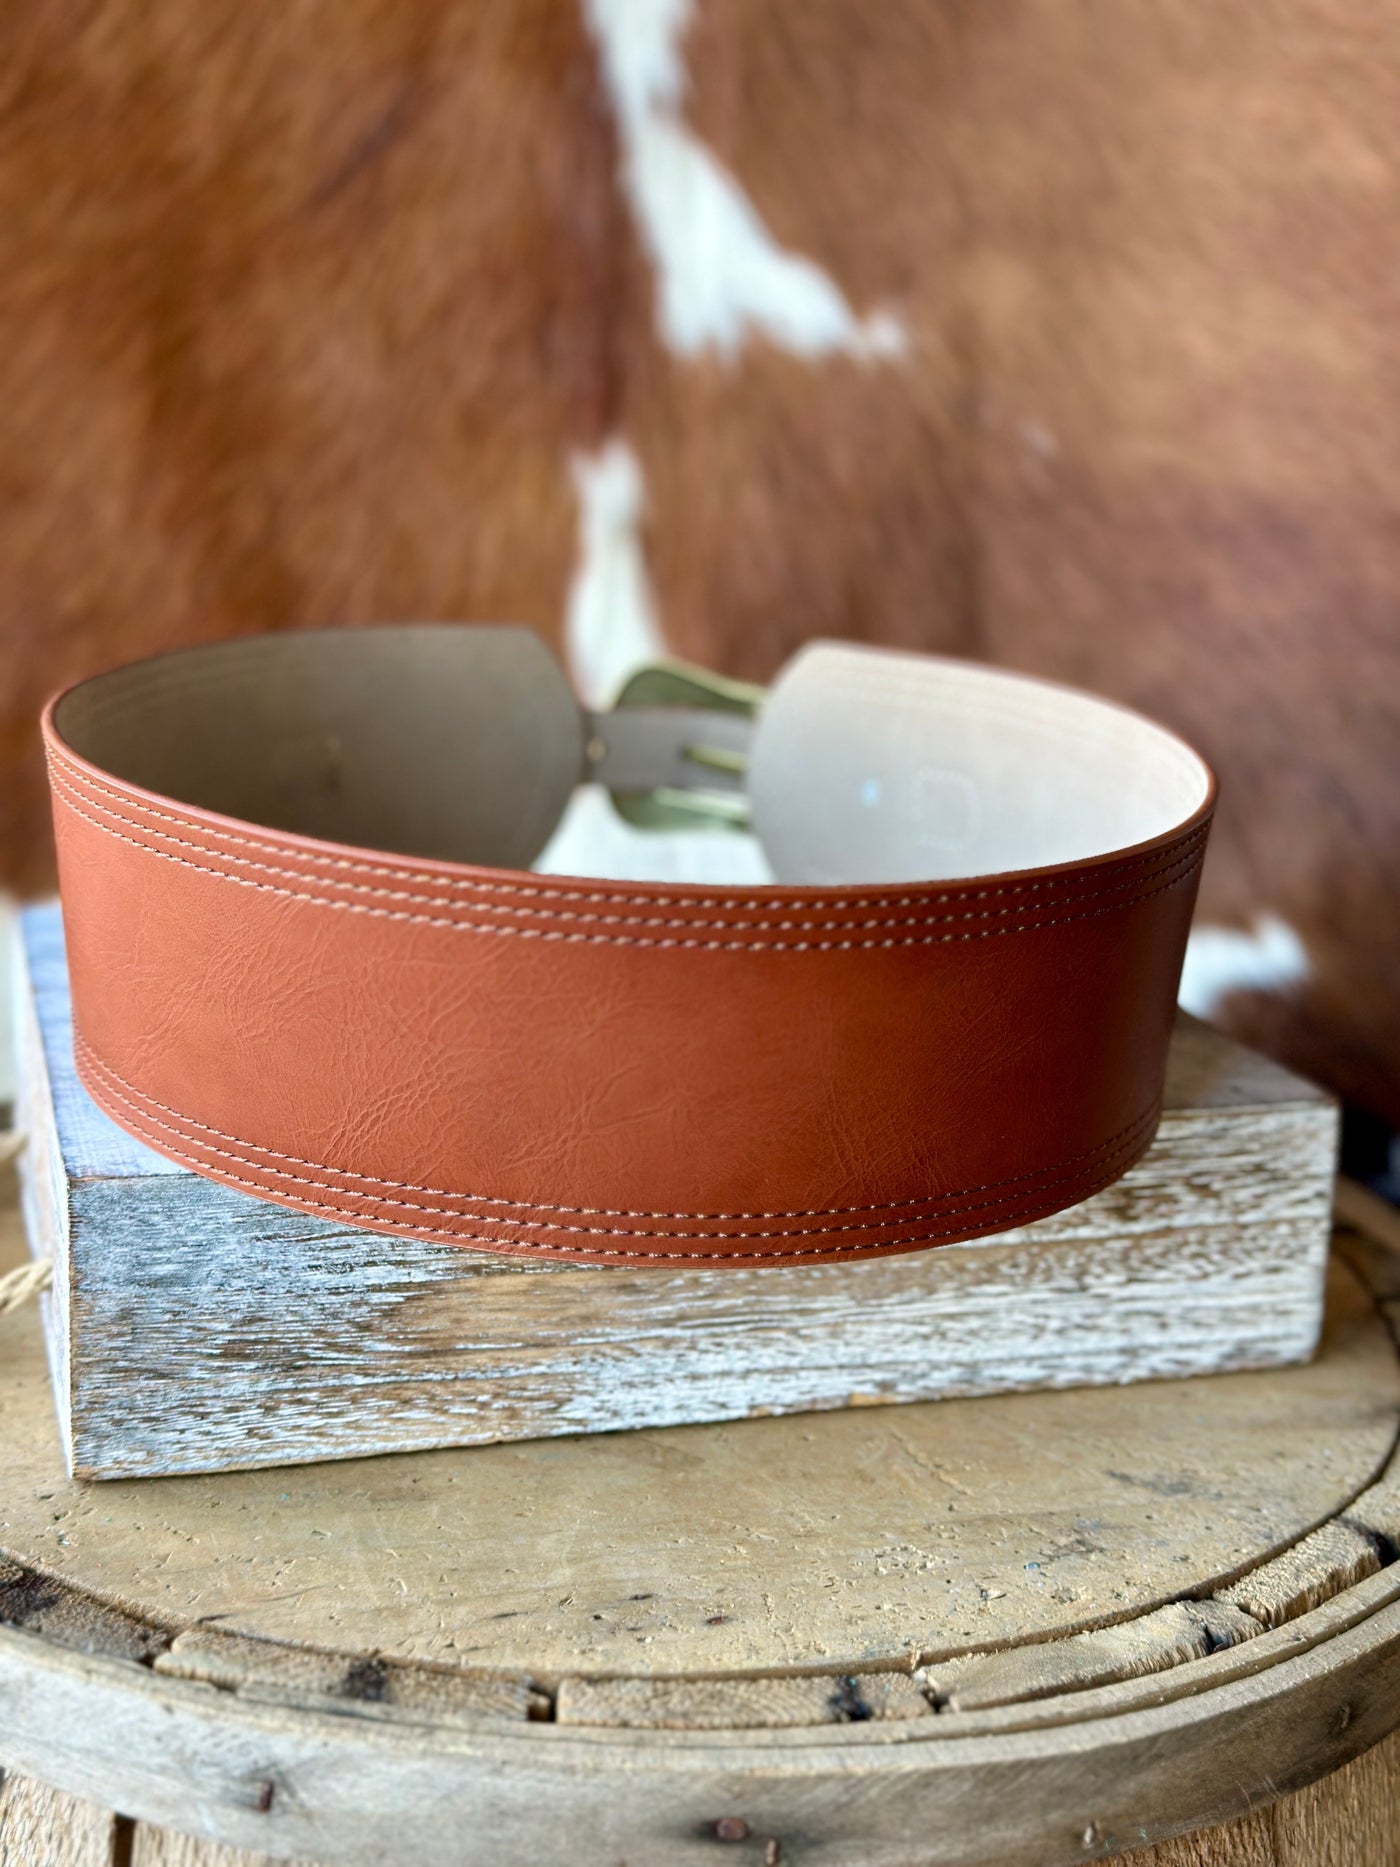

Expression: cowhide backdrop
xmin=3 ymin=2 xmax=1398 ymax=1143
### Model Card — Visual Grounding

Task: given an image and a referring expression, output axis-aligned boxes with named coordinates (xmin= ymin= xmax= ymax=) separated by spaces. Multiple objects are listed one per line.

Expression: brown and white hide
xmin=0 ymin=1 xmax=1397 ymax=1126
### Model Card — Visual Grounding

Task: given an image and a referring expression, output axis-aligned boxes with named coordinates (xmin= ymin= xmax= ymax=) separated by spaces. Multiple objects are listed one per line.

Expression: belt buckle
xmin=602 ymin=661 xmax=763 ymax=832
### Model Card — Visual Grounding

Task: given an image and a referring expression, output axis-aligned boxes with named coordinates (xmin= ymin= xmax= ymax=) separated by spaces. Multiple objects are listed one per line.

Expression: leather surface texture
xmin=43 ymin=627 xmax=1215 ymax=1268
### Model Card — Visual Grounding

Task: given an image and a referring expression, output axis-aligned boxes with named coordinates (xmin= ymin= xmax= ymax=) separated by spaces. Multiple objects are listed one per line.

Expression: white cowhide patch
xmin=583 ymin=0 xmax=904 ymax=361
xmin=564 ymin=438 xmax=666 ymax=709
xmin=1179 ymin=915 xmax=1310 ymax=1020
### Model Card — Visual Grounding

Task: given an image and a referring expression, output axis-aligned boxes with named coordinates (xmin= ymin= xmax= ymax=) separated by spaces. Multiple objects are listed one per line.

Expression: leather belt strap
xmin=43 ymin=628 xmax=1215 ymax=1267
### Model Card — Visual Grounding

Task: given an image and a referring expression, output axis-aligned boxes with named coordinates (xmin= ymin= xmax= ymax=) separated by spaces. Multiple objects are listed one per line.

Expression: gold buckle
xmin=607 ymin=661 xmax=763 ymax=832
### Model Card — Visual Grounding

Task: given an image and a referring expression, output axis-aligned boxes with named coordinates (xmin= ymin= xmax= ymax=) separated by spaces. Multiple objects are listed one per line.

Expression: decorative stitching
xmin=51 ymin=741 xmax=1208 ymax=910
xmin=46 ymin=743 xmax=1210 ymax=914
xmin=75 ymin=1049 xmax=1156 ymax=1260
xmin=75 ymin=1035 xmax=1160 ymax=1233
xmin=48 ymin=763 xmax=1207 ymax=934
xmin=51 ymin=775 xmax=1206 ymax=952
xmin=76 ymin=1037 xmax=1160 ymax=1220
xmin=50 ymin=743 xmax=1207 ymax=916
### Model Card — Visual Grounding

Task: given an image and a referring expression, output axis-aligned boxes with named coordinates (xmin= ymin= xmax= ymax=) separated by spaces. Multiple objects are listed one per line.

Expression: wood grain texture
xmin=1265 ymin=1727 xmax=1400 ymax=1867
xmin=0 ymin=1768 xmax=116 ymax=1867
xmin=15 ymin=905 xmax=1339 ymax=1482
xmin=153 ymin=1631 xmax=545 ymax=1726
xmin=0 ymin=1194 xmax=1400 ymax=1852
xmin=3 ymin=1158 xmax=1400 ymax=1865
xmin=33 ymin=1723 xmax=1400 ymax=1867
xmin=555 ymin=1670 xmax=932 ymax=1728
xmin=1121 ymin=1724 xmax=1400 ymax=1865
xmin=16 ymin=1726 xmax=1398 ymax=1867
xmin=0 ymin=1196 xmax=1392 ymax=1680
xmin=921 ymin=1601 xmax=1262 ymax=1713
xmin=1216 ymin=1523 xmax=1384 ymax=1630
xmin=2 ymin=1586 xmax=1400 ymax=1866
xmin=132 ymin=1829 xmax=307 ymax=1867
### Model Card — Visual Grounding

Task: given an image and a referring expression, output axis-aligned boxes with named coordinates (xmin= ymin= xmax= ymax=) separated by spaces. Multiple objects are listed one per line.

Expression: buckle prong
xmin=603 ymin=660 xmax=763 ymax=833
xmin=681 ymin=740 xmax=748 ymax=778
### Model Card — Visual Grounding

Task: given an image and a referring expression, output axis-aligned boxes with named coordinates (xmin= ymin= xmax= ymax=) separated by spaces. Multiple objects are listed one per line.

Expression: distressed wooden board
xmin=130 ymin=1836 xmax=300 ymax=1867
xmin=1121 ymin=1724 xmax=1400 ymax=1865
xmin=110 ymin=1726 xmax=1400 ymax=1866
xmin=152 ymin=1630 xmax=545 ymax=1726
xmin=2 ymin=1586 xmax=1400 ymax=1867
xmin=14 ymin=905 xmax=1339 ymax=1481
xmin=554 ymin=1670 xmax=932 ymax=1728
xmin=1216 ymin=1522 xmax=1385 ymax=1630
xmin=0 ymin=1557 xmax=165 ymax=1666
xmin=919 ymin=1601 xmax=1263 ymax=1714
xmin=1 ymin=1191 xmax=1400 ymax=1865
xmin=7 ymin=1724 xmax=1391 ymax=1867
xmin=0 ymin=1203 xmax=1394 ymax=1681
xmin=0 ymin=1768 xmax=117 ymax=1867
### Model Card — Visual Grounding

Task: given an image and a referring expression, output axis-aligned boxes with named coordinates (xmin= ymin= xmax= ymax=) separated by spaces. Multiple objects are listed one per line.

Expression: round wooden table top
xmin=3 ymin=1183 xmax=1400 ymax=1867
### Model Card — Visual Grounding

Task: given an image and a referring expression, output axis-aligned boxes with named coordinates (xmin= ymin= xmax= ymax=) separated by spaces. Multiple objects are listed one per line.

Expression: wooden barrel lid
xmin=3 ymin=1182 xmax=1400 ymax=1865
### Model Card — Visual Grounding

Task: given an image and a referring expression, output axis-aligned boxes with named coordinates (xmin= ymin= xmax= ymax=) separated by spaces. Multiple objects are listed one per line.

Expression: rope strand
xmin=0 ymin=1258 xmax=52 ymax=1316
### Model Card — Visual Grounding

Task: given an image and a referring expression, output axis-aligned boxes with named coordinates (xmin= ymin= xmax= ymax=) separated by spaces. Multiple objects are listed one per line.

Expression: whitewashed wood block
xmin=13 ymin=903 xmax=1337 ymax=1481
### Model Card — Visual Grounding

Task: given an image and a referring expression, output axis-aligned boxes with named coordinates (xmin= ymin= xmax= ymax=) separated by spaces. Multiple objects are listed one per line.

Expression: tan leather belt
xmin=43 ymin=628 xmax=1214 ymax=1267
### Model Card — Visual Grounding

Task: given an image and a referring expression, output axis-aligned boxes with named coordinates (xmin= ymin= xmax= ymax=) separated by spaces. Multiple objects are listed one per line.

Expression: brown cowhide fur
xmin=2 ymin=3 xmax=1398 ymax=1125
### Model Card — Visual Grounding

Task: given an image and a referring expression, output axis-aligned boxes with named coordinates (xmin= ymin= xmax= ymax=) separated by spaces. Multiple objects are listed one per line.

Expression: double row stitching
xmin=75 ymin=1036 xmax=1160 ymax=1236
xmin=48 ymin=764 xmax=1208 ymax=935
xmin=76 ymin=1067 xmax=1156 ymax=1260
xmin=51 ymin=777 xmax=1207 ymax=952
xmin=47 ymin=743 xmax=1210 ymax=913
xmin=75 ymin=1037 xmax=1160 ymax=1220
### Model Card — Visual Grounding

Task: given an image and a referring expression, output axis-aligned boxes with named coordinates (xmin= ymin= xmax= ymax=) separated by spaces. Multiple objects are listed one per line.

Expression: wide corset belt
xmin=43 ymin=628 xmax=1215 ymax=1268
